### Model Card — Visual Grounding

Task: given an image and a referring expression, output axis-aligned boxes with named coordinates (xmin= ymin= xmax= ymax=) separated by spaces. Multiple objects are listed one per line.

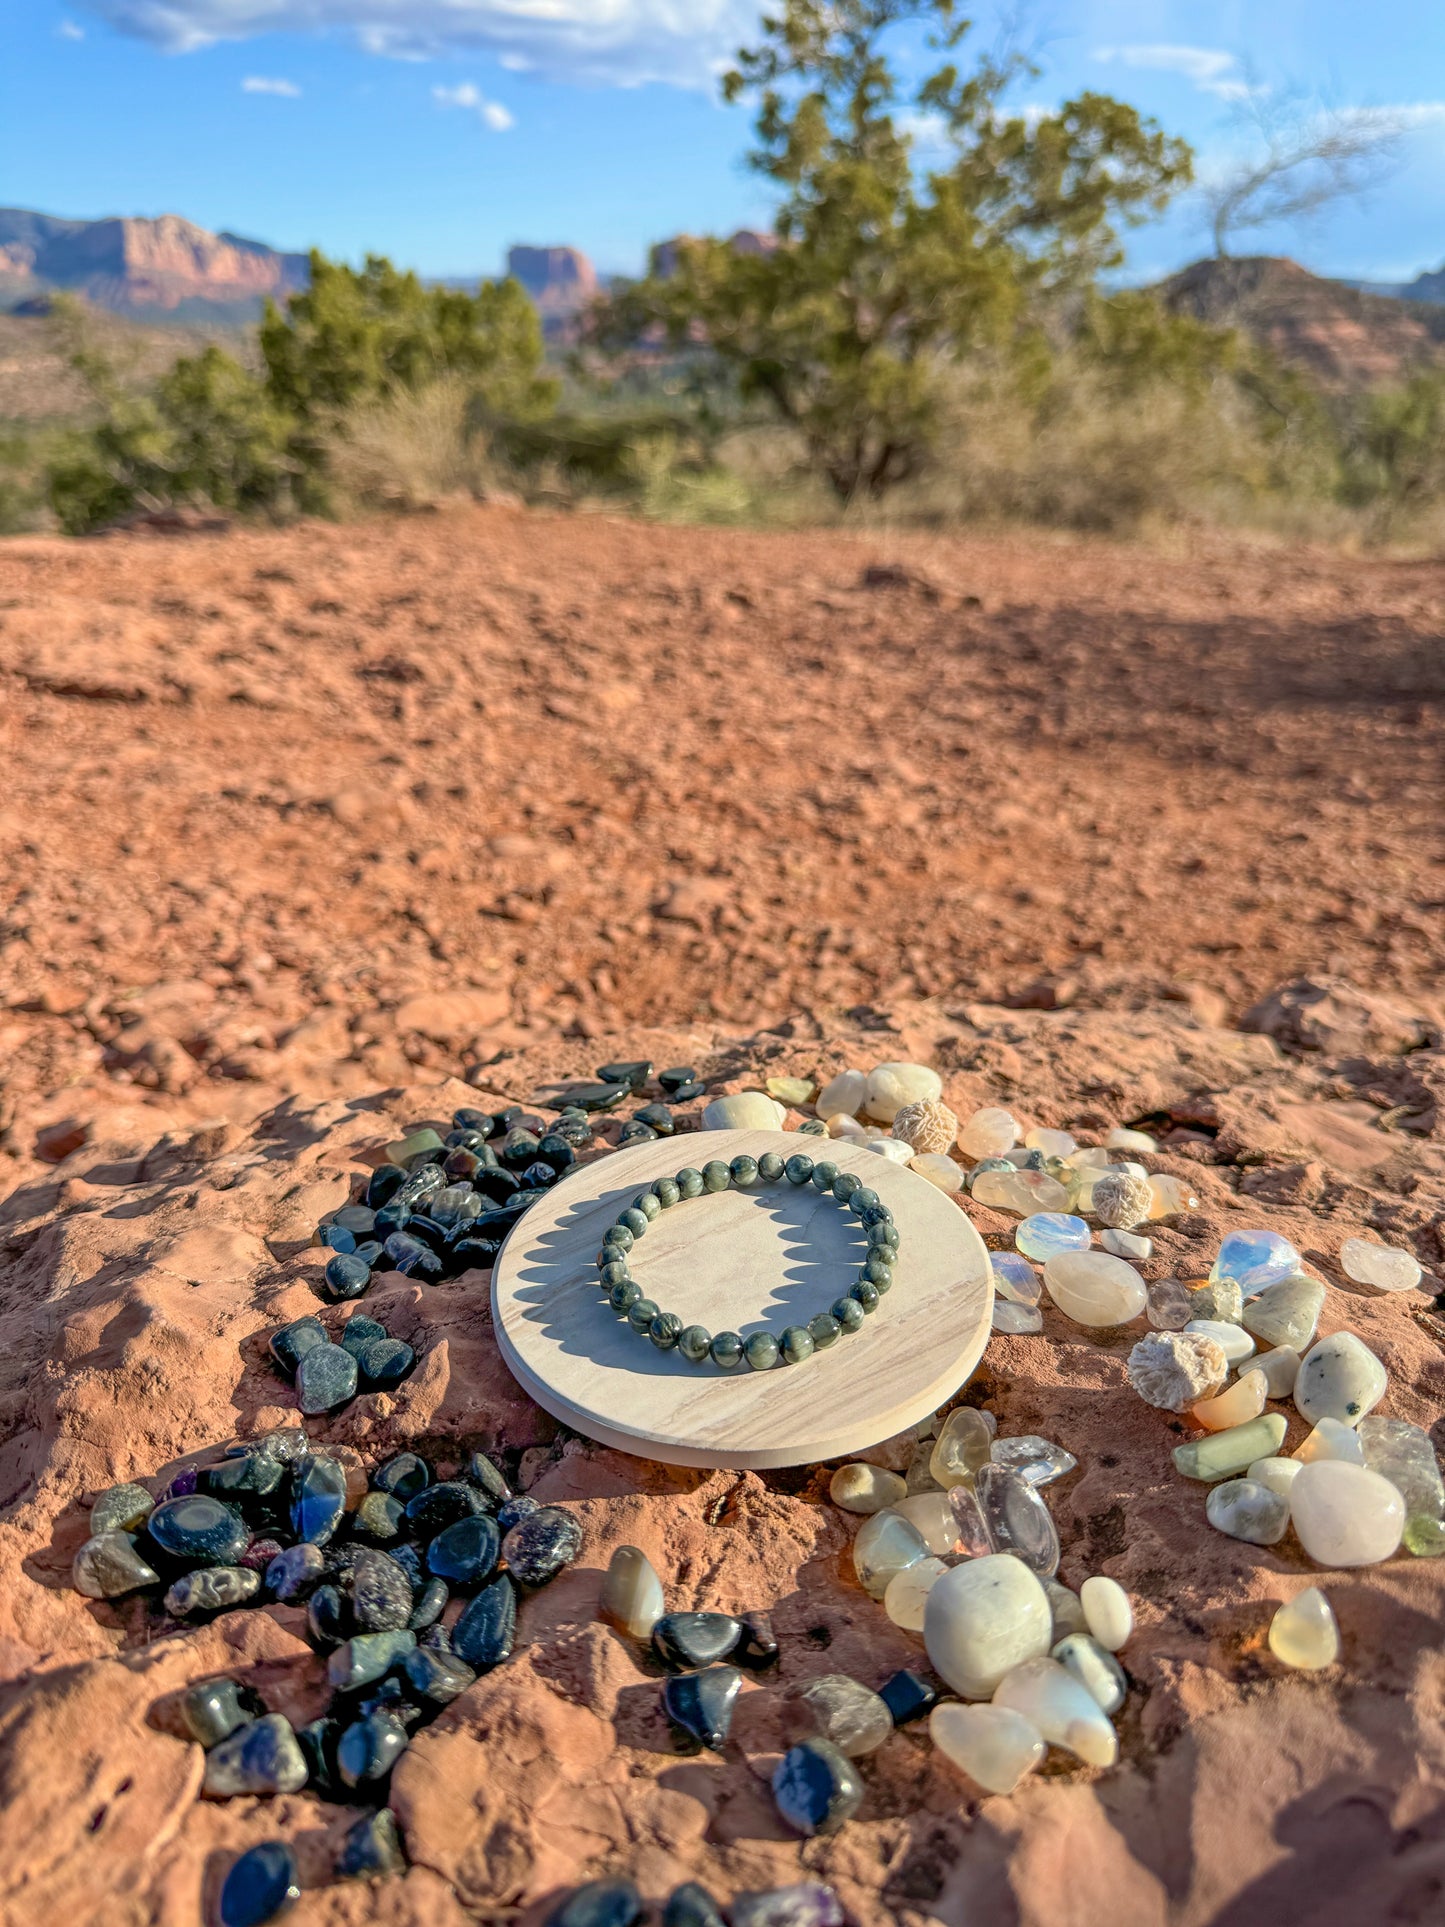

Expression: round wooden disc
xmin=491 ymin=1129 xmax=993 ymax=1469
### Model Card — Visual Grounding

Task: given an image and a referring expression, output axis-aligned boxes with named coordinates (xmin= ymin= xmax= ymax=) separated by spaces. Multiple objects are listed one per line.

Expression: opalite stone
xmin=781 ymin=1674 xmax=893 ymax=1757
xmin=993 ymin=1301 xmax=1043 ymax=1333
xmin=1106 ymin=1127 xmax=1158 ymax=1153
xmin=1255 ymin=1346 xmax=1302 ymax=1398
xmin=853 ymin=1509 xmax=931 ymax=1598
xmin=883 ymin=1556 xmax=948 ymax=1631
xmin=1024 ymin=1126 xmax=1077 ymax=1158
xmin=1146 ymin=1173 xmax=1201 ymax=1220
xmin=1184 ymin=1319 xmax=1256 ymax=1367
xmin=1248 ymin=1456 xmax=1304 ymax=1501
xmin=890 ymin=1099 xmax=958 ymax=1154
xmin=218 ymin=1841 xmax=300 ymax=1927
xmin=1340 ymin=1237 xmax=1422 ymax=1293
xmin=1268 ymin=1588 xmax=1340 ymax=1670
xmin=930 ymin=1406 xmax=994 ymax=1485
xmin=958 ymin=1107 xmax=1019 ymax=1159
xmin=1051 ymin=1634 xmax=1127 ymax=1714
xmin=599 ymin=1545 xmax=665 ymax=1639
xmin=947 ymin=1483 xmax=994 ymax=1557
xmin=1146 ymin=1278 xmax=1194 ymax=1330
xmin=1241 ymin=1276 xmax=1325 ymax=1352
xmin=1205 ymin=1478 xmax=1291 ymax=1544
xmin=1127 ymin=1332 xmax=1228 ymax=1413
xmin=992 ymin=1657 xmax=1118 ymax=1767
xmin=1090 ymin=1171 xmax=1154 ymax=1231
xmin=1015 ymin=1213 xmax=1090 ymax=1261
xmin=701 ymin=1092 xmax=786 ymax=1131
xmin=975 ymin=1465 xmax=1059 ymax=1577
xmin=1101 ymin=1228 xmax=1152 ymax=1260
xmin=1192 ymin=1367 xmax=1268 ymax=1433
xmin=930 ymin=1701 xmax=1045 ymax=1794
xmin=772 ymin=1739 xmax=864 ymax=1836
xmin=894 ymin=1491 xmax=961 ymax=1554
xmin=1211 ymin=1230 xmax=1301 ymax=1298
xmin=72 ymin=1531 xmax=160 ymax=1599
xmin=990 ymin=1436 xmax=1078 ymax=1488
xmin=1043 ymin=1251 xmax=1146 ymax=1327
xmin=1289 ymin=1462 xmax=1404 ymax=1566
xmin=909 ymin=1153 xmax=963 ymax=1194
xmin=1173 ymin=1412 xmax=1287 ymax=1481
xmin=1079 ymin=1576 xmax=1132 ymax=1650
xmin=863 ymin=1063 xmax=942 ymax=1122
xmin=664 ymin=1666 xmax=742 ymax=1751
xmin=991 ymin=1252 xmax=1042 ymax=1305
xmin=1294 ymin=1417 xmax=1365 ymax=1466
xmin=829 ymin=1463 xmax=907 ymax=1515
xmin=1357 ymin=1416 xmax=1445 ymax=1541
xmin=864 ymin=1137 xmax=913 ymax=1165
xmin=972 ymin=1168 xmax=1070 ymax=1215
xmin=924 ymin=1555 xmax=1053 ymax=1699
xmin=815 ymin=1069 xmax=867 ymax=1119
xmin=1294 ymin=1332 xmax=1387 ymax=1428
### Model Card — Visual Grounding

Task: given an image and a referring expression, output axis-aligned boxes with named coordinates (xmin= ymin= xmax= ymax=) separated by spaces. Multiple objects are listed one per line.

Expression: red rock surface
xmin=1 ymin=510 xmax=1444 ymax=1924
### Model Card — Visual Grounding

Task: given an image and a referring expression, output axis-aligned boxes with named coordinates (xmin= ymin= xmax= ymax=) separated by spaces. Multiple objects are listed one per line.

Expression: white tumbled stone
xmin=1268 ymin=1588 xmax=1340 ymax=1670
xmin=1101 ymin=1228 xmax=1152 ymax=1260
xmin=853 ymin=1508 xmax=932 ymax=1597
xmin=1289 ymin=1462 xmax=1404 ymax=1566
xmin=830 ymin=1463 xmax=908 ymax=1515
xmin=1294 ymin=1331 xmax=1387 ymax=1429
xmin=973 ymin=1168 xmax=1070 ymax=1215
xmin=865 ymin=1062 xmax=942 ymax=1123
xmin=992 ymin=1657 xmax=1119 ymax=1767
xmin=815 ymin=1069 xmax=868 ymax=1120
xmin=702 ymin=1092 xmax=786 ymax=1131
xmin=826 ymin=1112 xmax=866 ymax=1138
xmin=1079 ymin=1576 xmax=1133 ymax=1651
xmin=1247 ymin=1455 xmax=1304 ymax=1501
xmin=1043 ymin=1251 xmax=1147 ymax=1327
xmin=1255 ymin=1346 xmax=1302 ymax=1399
xmin=930 ymin=1701 xmax=1045 ymax=1794
xmin=1146 ymin=1172 xmax=1201 ymax=1220
xmin=1185 ymin=1318 xmax=1256 ymax=1367
xmin=864 ymin=1136 xmax=914 ymax=1165
xmin=958 ymin=1106 xmax=1020 ymax=1160
xmin=1106 ymin=1127 xmax=1158 ymax=1153
xmin=924 ymin=1555 xmax=1053 ymax=1699
xmin=1339 ymin=1237 xmax=1422 ymax=1294
xmin=1051 ymin=1634 xmax=1127 ymax=1715
xmin=894 ymin=1491 xmax=962 ymax=1554
xmin=1294 ymin=1417 xmax=1366 ymax=1466
xmin=1024 ymin=1126 xmax=1077 ymax=1159
xmin=884 ymin=1555 xmax=949 ymax=1631
xmin=1205 ymin=1477 xmax=1291 ymax=1544
xmin=910 ymin=1152 xmax=964 ymax=1194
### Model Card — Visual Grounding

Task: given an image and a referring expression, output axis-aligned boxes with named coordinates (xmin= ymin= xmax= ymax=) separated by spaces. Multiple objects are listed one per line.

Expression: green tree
xmin=596 ymin=0 xmax=1192 ymax=499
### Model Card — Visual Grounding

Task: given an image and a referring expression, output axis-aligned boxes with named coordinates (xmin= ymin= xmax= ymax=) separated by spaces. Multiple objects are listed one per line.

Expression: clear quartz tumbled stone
xmin=1339 ymin=1237 xmax=1422 ymax=1294
xmin=974 ymin=1464 xmax=1060 ymax=1577
xmin=1268 ymin=1588 xmax=1340 ymax=1670
xmin=852 ymin=1509 xmax=931 ymax=1598
xmin=930 ymin=1408 xmax=994 ymax=1486
xmin=989 ymin=1436 xmax=1078 ymax=1489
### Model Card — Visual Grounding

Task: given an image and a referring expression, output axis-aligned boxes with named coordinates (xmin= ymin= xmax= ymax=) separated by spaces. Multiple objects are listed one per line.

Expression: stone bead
xmin=1340 ymin=1237 xmax=1422 ymax=1293
xmin=883 ymin=1555 xmax=948 ymax=1631
xmin=780 ymin=1325 xmax=815 ymax=1365
xmin=676 ymin=1166 xmax=705 ymax=1199
xmin=165 ymin=1567 xmax=261 ymax=1616
xmin=890 ymin=1100 xmax=958 ymax=1156
xmin=710 ymin=1331 xmax=744 ymax=1370
xmin=1255 ymin=1345 xmax=1302 ymax=1398
xmin=627 ymin=1299 xmax=659 ymax=1335
xmin=1206 ymin=1478 xmax=1291 ymax=1544
xmin=1241 ymin=1275 xmax=1325 ymax=1352
xmin=975 ymin=1464 xmax=1059 ymax=1577
xmin=1051 ymin=1634 xmax=1127 ymax=1714
xmin=991 ymin=1435 xmax=1078 ymax=1488
xmin=202 ymin=1714 xmax=309 ymax=1798
xmin=1247 ymin=1456 xmax=1304 ymax=1501
xmin=678 ymin=1324 xmax=712 ymax=1362
xmin=73 ymin=1531 xmax=160 ymax=1600
xmin=930 ymin=1701 xmax=1045 ymax=1794
xmin=1015 ymin=1213 xmax=1090 ymax=1261
xmin=991 ymin=1252 xmax=1042 ymax=1306
xmin=930 ymin=1406 xmax=994 ymax=1486
xmin=815 ymin=1069 xmax=868 ymax=1120
xmin=852 ymin=1508 xmax=931 ymax=1598
xmin=1090 ymin=1171 xmax=1155 ymax=1231
xmin=1127 ymin=1331 xmax=1228 ymax=1413
xmin=91 ymin=1482 xmax=155 ymax=1536
xmin=1358 ymin=1416 xmax=1445 ymax=1540
xmin=1192 ymin=1367 xmax=1269 ymax=1433
xmin=893 ymin=1491 xmax=961 ymax=1554
xmin=809 ymin=1160 xmax=840 ymax=1192
xmin=808 ymin=1313 xmax=842 ymax=1350
xmin=1100 ymin=1228 xmax=1152 ymax=1260
xmin=864 ymin=1062 xmax=942 ymax=1123
xmin=664 ymin=1665 xmax=743 ymax=1751
xmin=218 ymin=1841 xmax=300 ymax=1927
xmin=1295 ymin=1417 xmax=1366 ymax=1466
xmin=610 ymin=1279 xmax=643 ymax=1314
xmin=650 ymin=1312 xmax=684 ymax=1351
xmin=701 ymin=1160 xmax=731 ymax=1193
xmin=1289 ymin=1462 xmax=1404 ymax=1565
xmin=772 ymin=1738 xmax=864 ymax=1836
xmin=1146 ymin=1173 xmax=1201 ymax=1220
xmin=958 ymin=1107 xmax=1020 ymax=1160
xmin=729 ymin=1886 xmax=844 ymax=1927
xmin=599 ymin=1546 xmax=665 ymax=1638
xmin=701 ymin=1093 xmax=786 ymax=1131
xmin=780 ymin=1674 xmax=893 ymax=1756
xmin=1269 ymin=1587 xmax=1340 ymax=1670
xmin=1294 ymin=1331 xmax=1387 ymax=1428
xmin=829 ymin=1463 xmax=907 ymax=1514
xmin=1043 ymin=1251 xmax=1147 ymax=1327
xmin=972 ymin=1168 xmax=1070 ymax=1216
xmin=1173 ymin=1412 xmax=1287 ymax=1481
xmin=1184 ymin=1319 xmax=1256 ymax=1367
xmin=923 ymin=1554 xmax=1053 ymax=1699
xmin=993 ymin=1656 xmax=1118 ymax=1767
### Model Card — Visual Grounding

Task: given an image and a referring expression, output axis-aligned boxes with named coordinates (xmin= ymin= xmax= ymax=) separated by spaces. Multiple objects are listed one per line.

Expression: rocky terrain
xmin=0 ymin=507 xmax=1443 ymax=1925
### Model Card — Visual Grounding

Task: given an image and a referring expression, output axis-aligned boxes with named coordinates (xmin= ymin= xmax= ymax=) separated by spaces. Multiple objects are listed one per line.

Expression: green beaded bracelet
xmin=593 ymin=1149 xmax=899 ymax=1371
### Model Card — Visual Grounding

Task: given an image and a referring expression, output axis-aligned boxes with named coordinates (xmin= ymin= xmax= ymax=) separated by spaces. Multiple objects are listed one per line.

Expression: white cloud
xmin=78 ymin=0 xmax=760 ymax=87
xmin=1095 ymin=44 xmax=1254 ymax=103
xmin=241 ymin=73 xmax=301 ymax=93
xmin=58 ymin=17 xmax=85 ymax=35
xmin=433 ymin=81 xmax=513 ymax=130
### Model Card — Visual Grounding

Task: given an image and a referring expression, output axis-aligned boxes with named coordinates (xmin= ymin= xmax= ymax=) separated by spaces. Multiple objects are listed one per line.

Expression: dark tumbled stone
xmin=296 ymin=1343 xmax=358 ymax=1416
xmin=323 ymin=1253 xmax=372 ymax=1301
xmin=90 ymin=1482 xmax=155 ymax=1535
xmin=327 ymin=1628 xmax=416 ymax=1691
xmin=164 ymin=1566 xmax=260 ymax=1616
xmin=737 ymin=1609 xmax=780 ymax=1669
xmin=408 ymin=1575 xmax=449 ymax=1631
xmin=178 ymin=1675 xmax=256 ymax=1749
xmin=400 ymin=1643 xmax=477 ymax=1706
xmin=427 ymin=1513 xmax=500 ymax=1590
xmin=266 ymin=1542 xmax=324 ymax=1600
xmin=877 ymin=1668 xmax=939 ymax=1726
xmin=390 ymin=1543 xmax=424 ymax=1586
xmin=546 ymin=1878 xmax=646 ymax=1927
xmin=669 ymin=1081 xmax=706 ymax=1104
xmin=356 ymin=1337 xmax=415 ymax=1390
xmin=218 ymin=1841 xmax=300 ymax=1927
xmin=146 ymin=1494 xmax=249 ymax=1568
xmin=452 ymin=1106 xmax=495 ymax=1135
xmin=662 ymin=1883 xmax=727 ymax=1927
xmin=535 ymin=1133 xmax=577 ymax=1173
xmin=367 ymin=1163 xmax=408 ymax=1208
xmin=204 ymin=1452 xmax=284 ymax=1505
xmin=349 ymin=1548 xmax=413 ymax=1633
xmin=240 ymin=1536 xmax=284 ymax=1573
xmin=404 ymin=1480 xmax=483 ymax=1538
xmin=295 ymin=1717 xmax=343 ymax=1800
xmin=472 ymin=1165 xmax=522 ymax=1205
xmin=657 ymin=1066 xmax=697 ymax=1092
xmin=599 ymin=1059 xmax=652 ymax=1087
xmin=501 ymin=1127 xmax=542 ymax=1169
xmin=771 ymin=1739 xmax=864 ymax=1836
xmin=651 ymin=1612 xmax=743 ymax=1671
xmin=290 ymin=1455 xmax=347 ymax=1546
xmin=496 ymin=1494 xmax=537 ymax=1532
xmin=374 ymin=1452 xmax=430 ymax=1501
xmin=633 ymin=1101 xmax=674 ymax=1135
xmin=569 ymin=1082 xmax=631 ymax=1113
xmin=306 ymin=1584 xmax=350 ymax=1647
xmin=339 ymin=1313 xmax=387 ymax=1358
xmin=269 ymin=1316 xmax=326 ymax=1379
xmin=336 ymin=1710 xmax=409 ymax=1789
xmin=451 ymin=1571 xmax=517 ymax=1670
xmin=465 ymin=1450 xmax=512 ymax=1507
xmin=203 ymin=1714 xmax=308 ymax=1797
xmin=384 ymin=1232 xmax=444 ymax=1281
xmin=336 ymin=1807 xmax=407 ymax=1880
xmin=502 ymin=1505 xmax=582 ymax=1587
xmin=617 ymin=1120 xmax=658 ymax=1146
xmin=77 ymin=1530 xmax=159 ymax=1599
xmin=663 ymin=1665 xmax=742 ymax=1751
xmin=355 ymin=1491 xmax=405 ymax=1541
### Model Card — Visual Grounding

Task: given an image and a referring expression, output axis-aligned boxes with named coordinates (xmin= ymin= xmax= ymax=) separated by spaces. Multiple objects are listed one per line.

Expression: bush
xmin=323 ymin=376 xmax=501 ymax=510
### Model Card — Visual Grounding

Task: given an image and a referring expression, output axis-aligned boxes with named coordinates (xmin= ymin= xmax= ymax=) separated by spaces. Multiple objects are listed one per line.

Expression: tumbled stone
xmin=72 ymin=1531 xmax=160 ymax=1600
xmin=1146 ymin=1173 xmax=1201 ymax=1220
xmin=1192 ymin=1367 xmax=1269 ymax=1433
xmin=664 ymin=1664 xmax=742 ymax=1751
xmin=781 ymin=1674 xmax=893 ymax=1757
xmin=829 ymin=1463 xmax=907 ymax=1515
xmin=1212 ymin=1229 xmax=1301 ymax=1298
xmin=91 ymin=1482 xmax=155 ymax=1536
xmin=908 ymin=1152 xmax=964 ymax=1194
xmin=1295 ymin=1417 xmax=1365 ymax=1465
xmin=356 ymin=1337 xmax=415 ymax=1391
xmin=1340 ymin=1237 xmax=1422 ymax=1293
xmin=296 ymin=1342 xmax=358 ymax=1416
xmin=1184 ymin=1318 xmax=1256 ymax=1367
xmin=852 ymin=1509 xmax=931 ymax=1599
xmin=218 ymin=1840 xmax=300 ymax=1927
xmin=290 ymin=1455 xmax=348 ymax=1546
xmin=729 ymin=1885 xmax=844 ymax=1927
xmin=148 ymin=1494 xmax=249 ymax=1567
xmin=1255 ymin=1345 xmax=1302 ymax=1398
xmin=700 ymin=1092 xmax=786 ymax=1131
xmin=947 ymin=1482 xmax=994 ymax=1557
xmin=990 ymin=1435 xmax=1078 ymax=1488
xmin=1173 ymin=1413 xmax=1287 ymax=1481
xmin=1358 ymin=1415 xmax=1445 ymax=1545
xmin=865 ymin=1062 xmax=942 ymax=1123
xmin=1043 ymin=1250 xmax=1147 ymax=1327
xmin=1241 ymin=1275 xmax=1325 ymax=1352
xmin=930 ymin=1701 xmax=1044 ymax=1793
xmin=427 ymin=1515 xmax=501 ymax=1591
xmin=337 ymin=1710 xmax=409 ymax=1789
xmin=269 ymin=1315 xmax=328 ymax=1379
xmin=1146 ymin=1277 xmax=1195 ymax=1331
xmin=975 ymin=1464 xmax=1059 ymax=1577
xmin=1044 ymin=1578 xmax=1088 ymax=1640
xmin=988 ymin=1255 xmax=1039 ymax=1310
xmin=930 ymin=1407 xmax=994 ymax=1486
xmin=548 ymin=1881 xmax=646 ymax=1927
xmin=958 ymin=1106 xmax=1019 ymax=1159
xmin=972 ymin=1168 xmax=1070 ymax=1216
xmin=503 ymin=1505 xmax=582 ymax=1586
xmin=1295 ymin=1331 xmax=1387 ymax=1429
xmin=1015 ymin=1213 xmax=1090 ymax=1262
xmin=180 ymin=1676 xmax=255 ymax=1749
xmin=408 ymin=1577 xmax=449 ymax=1632
xmin=265 ymin=1542 xmax=323 ymax=1601
xmin=404 ymin=1480 xmax=484 ymax=1538
xmin=1101 ymin=1228 xmax=1152 ymax=1260
xmin=1268 ymin=1587 xmax=1340 ymax=1670
xmin=893 ymin=1491 xmax=960 ymax=1553
xmin=993 ymin=1656 xmax=1118 ymax=1766
xmin=1091 ymin=1171 xmax=1154 ymax=1231
xmin=883 ymin=1555 xmax=948 ymax=1631
xmin=877 ymin=1668 xmax=938 ymax=1726
xmin=1127 ymin=1331 xmax=1228 ymax=1413
xmin=863 ymin=1137 xmax=912 ymax=1167
xmin=351 ymin=1548 xmax=415 ymax=1632
xmin=452 ymin=1572 xmax=517 ymax=1670
xmin=924 ymin=1555 xmax=1052 ymax=1699
xmin=327 ymin=1629 xmax=416 ymax=1690
xmin=1290 ymin=1462 xmax=1404 ymax=1566
xmin=815 ymin=1069 xmax=867 ymax=1119
xmin=1206 ymin=1478 xmax=1291 ymax=1544
xmin=599 ymin=1544 xmax=665 ymax=1638
xmin=165 ymin=1567 xmax=260 ymax=1616
xmin=662 ymin=1884 xmax=726 ymax=1927
xmin=992 ymin=1300 xmax=1043 ymax=1333
xmin=401 ymin=1643 xmax=476 ymax=1707
xmin=336 ymin=1807 xmax=407 ymax=1880
xmin=375 ymin=1451 xmax=430 ymax=1501
xmin=355 ymin=1492 xmax=405 ymax=1543
xmin=652 ymin=1611 xmax=743 ymax=1671
xmin=772 ymin=1738 xmax=864 ymax=1836
xmin=1074 ymin=1575 xmax=1130 ymax=1651
xmin=1187 ymin=1278 xmax=1243 ymax=1325
xmin=1051 ymin=1633 xmax=1127 ymax=1714
xmin=203 ymin=1714 xmax=308 ymax=1797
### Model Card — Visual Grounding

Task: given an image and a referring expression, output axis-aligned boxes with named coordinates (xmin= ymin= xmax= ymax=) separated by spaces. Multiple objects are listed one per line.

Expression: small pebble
xmin=772 ymin=1738 xmax=865 ymax=1836
xmin=336 ymin=1807 xmax=407 ymax=1879
xmin=663 ymin=1665 xmax=742 ymax=1751
xmin=90 ymin=1482 xmax=155 ymax=1536
xmin=781 ymin=1673 xmax=893 ymax=1756
xmin=1100 ymin=1228 xmax=1152 ymax=1260
xmin=993 ymin=1655 xmax=1118 ymax=1767
xmin=1051 ymin=1633 xmax=1127 ymax=1714
xmin=296 ymin=1343 xmax=358 ymax=1416
xmin=1079 ymin=1575 xmax=1133 ymax=1650
xmin=218 ymin=1842 xmax=300 ymax=1927
xmin=179 ymin=1676 xmax=256 ymax=1748
xmin=663 ymin=1883 xmax=727 ymax=1927
xmin=1294 ymin=1331 xmax=1387 ymax=1428
xmin=72 ymin=1531 xmax=160 ymax=1600
xmin=1268 ymin=1587 xmax=1340 ymax=1670
xmin=1206 ymin=1478 xmax=1291 ymax=1544
xmin=730 ymin=1887 xmax=845 ymax=1927
xmin=546 ymin=1879 xmax=646 ymax=1927
xmin=1339 ymin=1236 xmax=1422 ymax=1293
xmin=598 ymin=1544 xmax=666 ymax=1639
xmin=652 ymin=1611 xmax=743 ymax=1670
xmin=930 ymin=1700 xmax=1045 ymax=1794
xmin=1290 ymin=1462 xmax=1404 ymax=1566
xmin=203 ymin=1714 xmax=309 ymax=1798
xmin=451 ymin=1572 xmax=517 ymax=1669
xmin=165 ymin=1567 xmax=260 ymax=1616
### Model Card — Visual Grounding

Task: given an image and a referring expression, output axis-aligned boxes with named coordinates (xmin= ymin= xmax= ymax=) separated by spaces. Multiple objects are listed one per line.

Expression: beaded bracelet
xmin=594 ymin=1150 xmax=901 ymax=1371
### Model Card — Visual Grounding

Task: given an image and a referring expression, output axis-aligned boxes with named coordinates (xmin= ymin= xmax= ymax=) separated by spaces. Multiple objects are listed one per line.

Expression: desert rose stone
xmin=1289 ymin=1462 xmax=1404 ymax=1566
xmin=929 ymin=1701 xmax=1045 ymax=1794
xmin=923 ymin=1554 xmax=1053 ymax=1699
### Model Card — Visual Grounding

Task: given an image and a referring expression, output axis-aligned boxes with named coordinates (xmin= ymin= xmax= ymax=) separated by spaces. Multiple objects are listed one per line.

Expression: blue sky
xmin=2 ymin=0 xmax=1443 ymax=283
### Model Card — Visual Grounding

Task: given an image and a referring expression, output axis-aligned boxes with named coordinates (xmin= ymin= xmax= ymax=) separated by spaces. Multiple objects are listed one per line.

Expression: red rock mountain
xmin=505 ymin=244 xmax=598 ymax=319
